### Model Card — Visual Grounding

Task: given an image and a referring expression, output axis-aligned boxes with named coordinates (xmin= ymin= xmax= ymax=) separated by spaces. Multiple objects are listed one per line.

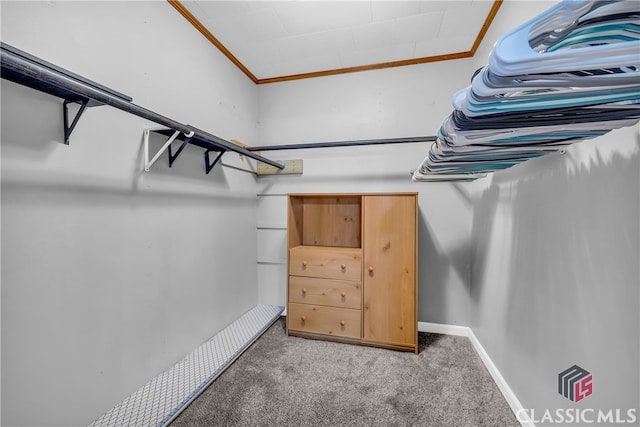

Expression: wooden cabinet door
xmin=363 ymin=195 xmax=417 ymax=348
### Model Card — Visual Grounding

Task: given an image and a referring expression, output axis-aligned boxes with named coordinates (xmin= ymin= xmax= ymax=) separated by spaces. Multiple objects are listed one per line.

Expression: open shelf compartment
xmin=288 ymin=194 xmax=362 ymax=249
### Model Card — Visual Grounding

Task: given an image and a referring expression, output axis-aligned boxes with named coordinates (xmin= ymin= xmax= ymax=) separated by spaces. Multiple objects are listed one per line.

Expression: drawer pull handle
xmin=368 ymin=266 xmax=374 ymax=273
xmin=302 ymin=288 xmax=307 ymax=294
xmin=302 ymin=261 xmax=307 ymax=267
xmin=301 ymin=316 xmax=306 ymax=322
xmin=341 ymin=292 xmax=346 ymax=298
xmin=340 ymin=264 xmax=346 ymax=270
xmin=340 ymin=320 xmax=346 ymax=326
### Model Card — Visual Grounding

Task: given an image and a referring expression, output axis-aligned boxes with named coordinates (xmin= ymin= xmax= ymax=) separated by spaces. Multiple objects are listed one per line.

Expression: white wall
xmin=1 ymin=2 xmax=260 ymax=426
xmin=467 ymin=0 xmax=640 ymax=422
xmin=471 ymin=128 xmax=639 ymax=421
xmin=255 ymin=60 xmax=477 ymax=326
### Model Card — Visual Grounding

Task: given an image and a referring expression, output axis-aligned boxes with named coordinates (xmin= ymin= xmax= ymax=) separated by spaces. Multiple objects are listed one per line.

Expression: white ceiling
xmin=178 ymin=1 xmax=499 ymax=82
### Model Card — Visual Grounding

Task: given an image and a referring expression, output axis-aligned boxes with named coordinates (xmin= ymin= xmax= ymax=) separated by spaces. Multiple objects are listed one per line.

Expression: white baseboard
xmin=419 ymin=321 xmax=534 ymax=427
xmin=466 ymin=329 xmax=534 ymax=427
xmin=418 ymin=321 xmax=469 ymax=336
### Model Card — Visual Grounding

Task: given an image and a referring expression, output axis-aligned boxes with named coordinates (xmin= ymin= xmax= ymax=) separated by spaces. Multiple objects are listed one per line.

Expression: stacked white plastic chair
xmin=414 ymin=0 xmax=640 ymax=182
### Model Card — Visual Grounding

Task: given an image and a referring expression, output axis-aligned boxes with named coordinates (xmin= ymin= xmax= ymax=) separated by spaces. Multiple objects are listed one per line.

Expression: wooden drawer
xmin=289 ymin=246 xmax=362 ymax=281
xmin=289 ymin=276 xmax=362 ymax=310
xmin=288 ymin=303 xmax=361 ymax=339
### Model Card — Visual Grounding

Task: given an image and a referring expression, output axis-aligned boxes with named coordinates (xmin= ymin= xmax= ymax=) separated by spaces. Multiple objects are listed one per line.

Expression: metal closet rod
xmin=248 ymin=135 xmax=437 ymax=151
xmin=0 ymin=43 xmax=283 ymax=170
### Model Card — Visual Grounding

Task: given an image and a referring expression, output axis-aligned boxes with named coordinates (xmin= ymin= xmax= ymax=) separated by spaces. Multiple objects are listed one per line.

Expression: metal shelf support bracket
xmin=168 ymin=137 xmax=190 ymax=167
xmin=63 ymin=99 xmax=88 ymax=145
xmin=205 ymin=150 xmax=225 ymax=174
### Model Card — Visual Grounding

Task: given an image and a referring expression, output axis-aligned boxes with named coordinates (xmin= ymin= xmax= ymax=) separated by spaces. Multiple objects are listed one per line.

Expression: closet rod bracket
xmin=144 ymin=127 xmax=193 ymax=172
xmin=168 ymin=138 xmax=190 ymax=167
xmin=205 ymin=150 xmax=225 ymax=174
xmin=63 ymin=99 xmax=89 ymax=145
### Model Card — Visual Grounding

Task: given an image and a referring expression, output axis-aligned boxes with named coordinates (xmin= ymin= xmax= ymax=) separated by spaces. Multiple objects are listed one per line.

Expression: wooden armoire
xmin=286 ymin=193 xmax=418 ymax=353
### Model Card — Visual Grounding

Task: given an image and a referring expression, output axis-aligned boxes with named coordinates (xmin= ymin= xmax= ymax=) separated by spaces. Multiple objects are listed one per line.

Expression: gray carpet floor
xmin=170 ymin=317 xmax=519 ymax=426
